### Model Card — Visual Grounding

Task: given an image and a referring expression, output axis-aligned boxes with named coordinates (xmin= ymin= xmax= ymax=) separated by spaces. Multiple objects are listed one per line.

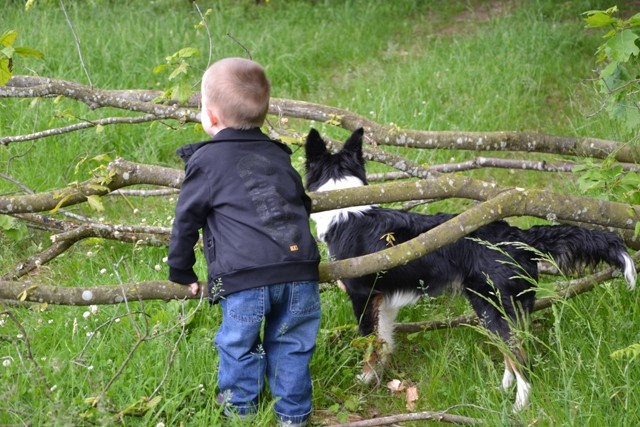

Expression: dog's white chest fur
xmin=310 ymin=176 xmax=372 ymax=242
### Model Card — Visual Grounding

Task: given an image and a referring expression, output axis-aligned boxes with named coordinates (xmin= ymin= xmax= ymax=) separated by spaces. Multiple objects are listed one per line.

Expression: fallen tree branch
xmin=5 ymin=76 xmax=640 ymax=162
xmin=0 ymin=197 xmax=635 ymax=305
xmin=2 ymin=158 xmax=638 ymax=233
xmin=269 ymin=97 xmax=640 ymax=163
xmin=0 ymin=114 xmax=168 ymax=146
xmin=1 ymin=76 xmax=197 ymax=122
xmin=0 ymin=280 xmax=194 ymax=305
xmin=0 ymin=158 xmax=181 ymax=214
xmin=326 ymin=409 xmax=486 ymax=426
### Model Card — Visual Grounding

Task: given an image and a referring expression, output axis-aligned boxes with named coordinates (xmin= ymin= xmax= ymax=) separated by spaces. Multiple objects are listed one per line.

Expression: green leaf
xmin=168 ymin=62 xmax=189 ymax=80
xmin=117 ymin=396 xmax=162 ymax=417
xmin=626 ymin=12 xmax=640 ymax=27
xmin=0 ymin=58 xmax=12 ymax=86
xmin=0 ymin=30 xmax=18 ymax=48
xmin=0 ymin=215 xmax=27 ymax=240
xmin=1 ymin=46 xmax=15 ymax=59
xmin=86 ymin=195 xmax=105 ymax=212
xmin=177 ymin=47 xmax=199 ymax=58
xmin=584 ymin=11 xmax=617 ymax=28
xmin=605 ymin=29 xmax=640 ymax=62
xmin=152 ymin=63 xmax=168 ymax=74
xmin=599 ymin=61 xmax=619 ymax=80
xmin=25 ymin=0 xmax=37 ymax=11
xmin=14 ymin=46 xmax=44 ymax=59
xmin=50 ymin=192 xmax=74 ymax=214
xmin=92 ymin=153 xmax=112 ymax=163
xmin=172 ymin=81 xmax=193 ymax=104
xmin=611 ymin=343 xmax=640 ymax=361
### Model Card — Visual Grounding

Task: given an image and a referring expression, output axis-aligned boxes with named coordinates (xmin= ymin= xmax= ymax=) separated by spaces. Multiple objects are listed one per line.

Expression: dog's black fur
xmin=304 ymin=127 xmax=636 ymax=409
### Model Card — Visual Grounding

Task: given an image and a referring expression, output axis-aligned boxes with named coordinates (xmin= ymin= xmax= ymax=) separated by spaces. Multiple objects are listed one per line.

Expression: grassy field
xmin=2 ymin=0 xmax=640 ymax=425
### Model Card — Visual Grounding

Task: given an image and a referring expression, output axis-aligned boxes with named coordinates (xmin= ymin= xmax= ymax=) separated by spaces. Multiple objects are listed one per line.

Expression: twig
xmin=0 ymin=114 xmax=166 ymax=146
xmin=193 ymin=1 xmax=213 ymax=68
xmin=326 ymin=409 xmax=486 ymax=426
xmin=74 ymin=311 xmax=148 ymax=361
xmin=59 ymin=0 xmax=92 ymax=86
xmin=2 ymin=220 xmax=169 ymax=281
xmin=108 ymin=188 xmax=179 ymax=197
xmin=226 ymin=32 xmax=252 ymax=59
xmin=149 ymin=307 xmax=189 ymax=399
xmin=1 ymin=310 xmax=52 ymax=399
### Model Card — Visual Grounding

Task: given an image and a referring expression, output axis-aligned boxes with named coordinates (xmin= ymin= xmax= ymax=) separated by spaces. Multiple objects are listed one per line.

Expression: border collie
xmin=304 ymin=128 xmax=636 ymax=411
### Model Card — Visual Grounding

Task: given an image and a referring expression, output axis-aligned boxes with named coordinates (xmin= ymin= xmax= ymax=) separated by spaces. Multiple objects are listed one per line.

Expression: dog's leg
xmin=377 ymin=295 xmax=400 ymax=355
xmin=504 ymin=353 xmax=531 ymax=412
xmin=468 ymin=291 xmax=532 ymax=411
xmin=501 ymin=358 xmax=515 ymax=390
xmin=353 ymin=293 xmax=384 ymax=385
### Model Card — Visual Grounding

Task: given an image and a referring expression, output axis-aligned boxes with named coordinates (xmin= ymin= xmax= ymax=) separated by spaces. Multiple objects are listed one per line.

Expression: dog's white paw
xmin=512 ymin=376 xmax=531 ymax=412
xmin=502 ymin=364 xmax=515 ymax=390
xmin=356 ymin=369 xmax=377 ymax=385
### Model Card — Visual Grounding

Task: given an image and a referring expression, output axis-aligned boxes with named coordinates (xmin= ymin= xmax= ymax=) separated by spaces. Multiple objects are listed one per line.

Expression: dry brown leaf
xmin=386 ymin=379 xmax=404 ymax=394
xmin=405 ymin=385 xmax=419 ymax=411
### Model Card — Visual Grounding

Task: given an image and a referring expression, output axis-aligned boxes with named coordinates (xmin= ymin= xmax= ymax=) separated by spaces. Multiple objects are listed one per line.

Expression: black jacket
xmin=168 ymin=127 xmax=320 ymax=300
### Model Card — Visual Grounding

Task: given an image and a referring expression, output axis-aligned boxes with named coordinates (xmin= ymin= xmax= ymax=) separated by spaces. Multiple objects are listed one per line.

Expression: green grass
xmin=2 ymin=0 xmax=640 ymax=425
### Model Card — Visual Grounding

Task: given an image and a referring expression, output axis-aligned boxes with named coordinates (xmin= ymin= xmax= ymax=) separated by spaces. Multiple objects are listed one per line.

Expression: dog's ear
xmin=343 ymin=127 xmax=364 ymax=156
xmin=305 ymin=128 xmax=327 ymax=161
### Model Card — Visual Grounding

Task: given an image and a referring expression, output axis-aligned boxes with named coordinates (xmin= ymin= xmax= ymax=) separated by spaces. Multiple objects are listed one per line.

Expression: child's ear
xmin=305 ymin=128 xmax=328 ymax=161
xmin=343 ymin=127 xmax=364 ymax=156
xmin=207 ymin=108 xmax=219 ymax=126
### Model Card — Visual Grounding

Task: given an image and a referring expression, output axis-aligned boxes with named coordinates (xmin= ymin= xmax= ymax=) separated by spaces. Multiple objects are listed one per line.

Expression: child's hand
xmin=188 ymin=282 xmax=199 ymax=296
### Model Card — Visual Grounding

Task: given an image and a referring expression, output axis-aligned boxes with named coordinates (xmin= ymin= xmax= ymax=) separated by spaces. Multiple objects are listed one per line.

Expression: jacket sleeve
xmin=302 ymin=191 xmax=313 ymax=216
xmin=167 ymin=161 xmax=211 ymax=285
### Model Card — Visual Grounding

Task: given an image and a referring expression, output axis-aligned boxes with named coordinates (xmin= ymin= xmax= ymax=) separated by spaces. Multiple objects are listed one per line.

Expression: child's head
xmin=200 ymin=57 xmax=271 ymax=135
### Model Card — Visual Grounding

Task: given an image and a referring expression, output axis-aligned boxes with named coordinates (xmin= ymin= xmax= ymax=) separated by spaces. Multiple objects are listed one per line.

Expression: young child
xmin=168 ymin=57 xmax=321 ymax=427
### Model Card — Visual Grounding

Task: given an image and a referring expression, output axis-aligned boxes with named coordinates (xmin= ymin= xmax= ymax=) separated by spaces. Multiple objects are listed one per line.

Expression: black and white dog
xmin=304 ymin=128 xmax=636 ymax=410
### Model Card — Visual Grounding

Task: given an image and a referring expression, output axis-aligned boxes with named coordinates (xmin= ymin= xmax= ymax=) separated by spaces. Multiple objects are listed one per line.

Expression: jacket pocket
xmin=206 ymin=237 xmax=215 ymax=261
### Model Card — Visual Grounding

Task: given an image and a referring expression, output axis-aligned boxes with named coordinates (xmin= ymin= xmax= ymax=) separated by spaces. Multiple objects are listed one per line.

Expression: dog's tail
xmin=518 ymin=225 xmax=636 ymax=289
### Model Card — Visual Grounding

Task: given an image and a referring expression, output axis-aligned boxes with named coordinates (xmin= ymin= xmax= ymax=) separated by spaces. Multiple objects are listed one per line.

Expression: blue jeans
xmin=214 ymin=281 xmax=321 ymax=424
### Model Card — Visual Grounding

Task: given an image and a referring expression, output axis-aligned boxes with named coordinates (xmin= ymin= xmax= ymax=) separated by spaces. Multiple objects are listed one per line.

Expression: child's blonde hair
xmin=201 ymin=57 xmax=270 ymax=129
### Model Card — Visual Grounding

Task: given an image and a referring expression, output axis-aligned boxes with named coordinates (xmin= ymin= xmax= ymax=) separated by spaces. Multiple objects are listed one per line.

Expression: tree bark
xmin=4 ymin=75 xmax=638 ymax=162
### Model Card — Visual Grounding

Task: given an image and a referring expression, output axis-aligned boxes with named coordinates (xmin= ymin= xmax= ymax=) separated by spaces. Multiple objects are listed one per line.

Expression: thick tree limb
xmin=1 ymin=76 xmax=197 ymax=122
xmin=0 ymin=159 xmax=180 ymax=214
xmin=1 ymin=189 xmax=635 ymax=305
xmin=4 ymin=75 xmax=638 ymax=161
xmin=0 ymin=280 xmax=194 ymax=305
xmin=2 ymin=159 xmax=637 ymax=233
xmin=269 ymin=98 xmax=640 ymax=163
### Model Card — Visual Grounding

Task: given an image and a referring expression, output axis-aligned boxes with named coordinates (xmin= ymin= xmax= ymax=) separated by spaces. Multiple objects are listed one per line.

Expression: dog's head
xmin=304 ymin=128 xmax=368 ymax=192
